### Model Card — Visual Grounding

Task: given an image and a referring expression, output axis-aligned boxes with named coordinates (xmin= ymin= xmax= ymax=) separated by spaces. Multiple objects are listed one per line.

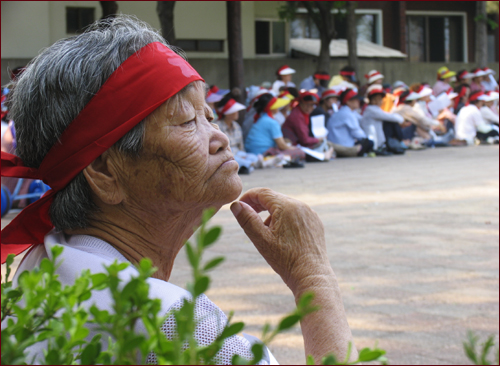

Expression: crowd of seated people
xmin=2 ymin=65 xmax=498 ymax=177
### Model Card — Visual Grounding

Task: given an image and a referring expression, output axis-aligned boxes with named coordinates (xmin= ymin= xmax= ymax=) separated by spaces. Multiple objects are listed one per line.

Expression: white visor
xmin=474 ymin=70 xmax=488 ymax=77
xmin=223 ymin=101 xmax=246 ymax=115
xmin=206 ymin=93 xmax=224 ymax=103
xmin=279 ymin=67 xmax=296 ymax=75
xmin=405 ymin=91 xmax=420 ymax=101
xmin=446 ymin=92 xmax=459 ymax=100
xmin=418 ymin=87 xmax=433 ymax=98
xmin=477 ymin=94 xmax=490 ymax=101
xmin=368 ymin=74 xmax=384 ymax=84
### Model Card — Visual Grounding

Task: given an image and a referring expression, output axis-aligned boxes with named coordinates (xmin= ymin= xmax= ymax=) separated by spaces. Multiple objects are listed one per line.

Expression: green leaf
xmin=6 ymin=254 xmax=14 ymax=266
xmin=250 ymin=343 xmax=264 ymax=364
xmin=202 ymin=207 xmax=216 ymax=224
xmin=72 ymin=327 xmax=89 ymax=341
xmin=117 ymin=262 xmax=129 ymax=272
xmin=480 ymin=335 xmax=495 ymax=365
xmin=221 ymin=322 xmax=245 ymax=339
xmin=6 ymin=289 xmax=22 ymax=299
xmin=358 ymin=347 xmax=385 ymax=362
xmin=203 ymin=227 xmax=222 ymax=248
xmin=321 ymin=354 xmax=337 ymax=365
xmin=122 ymin=279 xmax=139 ymax=299
xmin=306 ymin=354 xmax=315 ymax=365
xmin=185 ymin=243 xmax=198 ymax=269
xmin=231 ymin=354 xmax=249 ymax=365
xmin=277 ymin=314 xmax=301 ymax=332
xmin=80 ymin=342 xmax=101 ymax=365
xmin=194 ymin=276 xmax=210 ymax=297
xmin=50 ymin=245 xmax=64 ymax=259
xmin=203 ymin=257 xmax=225 ymax=272
xmin=298 ymin=292 xmax=315 ymax=309
xmin=90 ymin=273 xmax=107 ymax=288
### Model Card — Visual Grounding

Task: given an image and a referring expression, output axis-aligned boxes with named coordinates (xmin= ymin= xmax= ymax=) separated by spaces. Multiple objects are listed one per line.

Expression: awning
xmin=290 ymin=38 xmax=407 ymax=58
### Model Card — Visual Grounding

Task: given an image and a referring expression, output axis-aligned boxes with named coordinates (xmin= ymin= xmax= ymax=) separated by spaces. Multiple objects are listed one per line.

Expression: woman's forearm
xmin=293 ymin=267 xmax=358 ymax=364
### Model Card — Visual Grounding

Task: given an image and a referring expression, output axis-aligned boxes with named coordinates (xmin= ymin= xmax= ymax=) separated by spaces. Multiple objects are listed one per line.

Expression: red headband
xmin=1 ymin=42 xmax=204 ymax=263
xmin=469 ymin=91 xmax=484 ymax=102
xmin=340 ymin=71 xmax=355 ymax=76
xmin=254 ymin=97 xmax=277 ymax=123
xmin=321 ymin=90 xmax=339 ymax=100
xmin=314 ymin=73 xmax=330 ymax=81
xmin=218 ymin=98 xmax=237 ymax=119
xmin=341 ymin=89 xmax=358 ymax=105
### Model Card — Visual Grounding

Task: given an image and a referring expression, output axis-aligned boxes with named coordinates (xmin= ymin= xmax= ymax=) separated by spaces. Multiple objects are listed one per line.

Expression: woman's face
xmin=224 ymin=111 xmax=239 ymax=122
xmin=281 ymin=74 xmax=292 ymax=83
xmin=115 ymin=81 xmax=242 ymax=214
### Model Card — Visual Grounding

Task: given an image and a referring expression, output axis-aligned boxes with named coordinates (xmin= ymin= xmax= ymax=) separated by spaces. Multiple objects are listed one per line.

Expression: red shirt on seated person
xmin=282 ymin=92 xmax=321 ymax=148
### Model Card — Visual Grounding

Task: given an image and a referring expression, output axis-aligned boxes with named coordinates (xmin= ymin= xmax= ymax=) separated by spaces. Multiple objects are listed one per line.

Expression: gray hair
xmin=8 ymin=15 xmax=181 ymax=231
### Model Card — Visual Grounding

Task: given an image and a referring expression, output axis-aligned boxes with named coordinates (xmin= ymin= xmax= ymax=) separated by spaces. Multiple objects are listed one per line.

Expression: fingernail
xmin=230 ymin=202 xmax=242 ymax=217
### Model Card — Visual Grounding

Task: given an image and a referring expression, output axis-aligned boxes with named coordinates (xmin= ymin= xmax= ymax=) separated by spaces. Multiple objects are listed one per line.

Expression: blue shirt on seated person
xmin=326 ymin=105 xmax=366 ymax=147
xmin=245 ymin=113 xmax=283 ymax=155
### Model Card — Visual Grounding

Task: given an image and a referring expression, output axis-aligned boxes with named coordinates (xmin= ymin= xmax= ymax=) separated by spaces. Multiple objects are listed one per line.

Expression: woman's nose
xmin=208 ymin=121 xmax=230 ymax=154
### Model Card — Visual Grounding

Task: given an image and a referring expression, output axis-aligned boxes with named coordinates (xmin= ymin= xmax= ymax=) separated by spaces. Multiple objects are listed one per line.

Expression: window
xmin=176 ymin=40 xmax=224 ymax=52
xmin=255 ymin=20 xmax=286 ymax=55
xmin=406 ymin=13 xmax=466 ymax=62
xmin=290 ymin=10 xmax=382 ymax=44
xmin=66 ymin=7 xmax=95 ymax=34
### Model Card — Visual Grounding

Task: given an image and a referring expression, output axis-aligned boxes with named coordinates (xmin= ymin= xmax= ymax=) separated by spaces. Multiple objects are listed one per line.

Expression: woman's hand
xmin=231 ymin=188 xmax=358 ymax=363
xmin=230 ymin=187 xmax=333 ymax=294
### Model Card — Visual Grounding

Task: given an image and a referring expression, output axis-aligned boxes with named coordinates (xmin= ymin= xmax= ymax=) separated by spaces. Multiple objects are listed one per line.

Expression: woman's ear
xmin=83 ymin=151 xmax=124 ymax=205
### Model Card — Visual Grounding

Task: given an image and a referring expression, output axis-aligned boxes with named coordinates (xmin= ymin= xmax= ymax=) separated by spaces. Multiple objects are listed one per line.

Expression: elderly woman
xmin=1 ymin=17 xmax=357 ymax=365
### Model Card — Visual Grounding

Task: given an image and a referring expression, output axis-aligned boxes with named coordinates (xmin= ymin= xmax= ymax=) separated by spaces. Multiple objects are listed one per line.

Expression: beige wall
xmin=1 ymin=1 xmax=51 ymax=58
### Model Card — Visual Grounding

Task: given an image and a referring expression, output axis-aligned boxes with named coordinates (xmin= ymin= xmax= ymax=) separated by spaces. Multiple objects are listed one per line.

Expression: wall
xmin=1 ymin=1 xmax=51 ymax=58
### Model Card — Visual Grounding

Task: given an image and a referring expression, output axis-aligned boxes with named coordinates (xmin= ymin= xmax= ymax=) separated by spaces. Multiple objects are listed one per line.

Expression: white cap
xmin=483 ymin=68 xmax=496 ymax=76
xmin=482 ymin=92 xmax=499 ymax=102
xmin=365 ymin=70 xmax=384 ymax=84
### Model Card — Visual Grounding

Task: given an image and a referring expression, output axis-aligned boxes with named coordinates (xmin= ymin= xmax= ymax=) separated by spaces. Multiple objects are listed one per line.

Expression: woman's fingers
xmin=239 ymin=187 xmax=285 ymax=215
xmin=230 ymin=201 xmax=273 ymax=245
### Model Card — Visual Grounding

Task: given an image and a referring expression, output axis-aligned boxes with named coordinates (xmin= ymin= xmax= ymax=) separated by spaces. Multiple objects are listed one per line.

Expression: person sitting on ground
xmin=470 ymin=68 xmax=487 ymax=93
xmin=271 ymin=65 xmax=296 ymax=96
xmin=281 ymin=92 xmax=334 ymax=161
xmin=455 ymin=91 xmax=499 ymax=145
xmin=360 ymin=85 xmax=406 ymax=155
xmin=359 ymin=69 xmax=384 ymax=98
xmin=481 ymin=68 xmax=498 ymax=92
xmin=326 ymin=89 xmax=374 ymax=157
xmin=328 ymin=66 xmax=358 ymax=91
xmin=453 ymin=84 xmax=470 ymax=115
xmin=216 ymin=97 xmax=261 ymax=175
xmin=0 ymin=16 xmax=358 ymax=364
xmin=245 ymin=93 xmax=305 ymax=162
xmin=311 ymin=89 xmax=340 ymax=121
xmin=205 ymin=85 xmax=229 ymax=124
xmin=433 ymin=66 xmax=457 ymax=96
xmin=273 ymin=90 xmax=295 ymax=126
xmin=455 ymin=69 xmax=475 ymax=89
xmin=241 ymin=88 xmax=269 ymax=142
xmin=300 ymin=71 xmax=330 ymax=96
xmin=480 ymin=92 xmax=500 ymax=125
xmin=394 ymin=89 xmax=432 ymax=148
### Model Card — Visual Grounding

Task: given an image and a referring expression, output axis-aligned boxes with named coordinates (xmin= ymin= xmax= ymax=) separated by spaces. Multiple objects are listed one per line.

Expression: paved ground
xmin=2 ymin=145 xmax=499 ymax=364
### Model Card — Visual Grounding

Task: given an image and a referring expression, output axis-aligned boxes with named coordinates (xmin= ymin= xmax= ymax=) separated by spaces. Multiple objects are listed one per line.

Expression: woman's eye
xmin=183 ymin=119 xmax=196 ymax=126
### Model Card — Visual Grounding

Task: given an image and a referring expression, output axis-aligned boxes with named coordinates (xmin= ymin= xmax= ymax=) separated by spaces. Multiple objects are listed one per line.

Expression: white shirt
xmin=3 ymin=231 xmax=278 ymax=365
xmin=271 ymin=80 xmax=295 ymax=96
xmin=480 ymin=106 xmax=500 ymax=124
xmin=360 ymin=105 xmax=404 ymax=149
xmin=455 ymin=104 xmax=492 ymax=145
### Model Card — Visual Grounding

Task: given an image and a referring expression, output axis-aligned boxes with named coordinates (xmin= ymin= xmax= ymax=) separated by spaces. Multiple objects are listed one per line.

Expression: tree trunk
xmin=318 ymin=33 xmax=331 ymax=72
xmin=100 ymin=1 xmax=118 ymax=20
xmin=346 ymin=1 xmax=359 ymax=79
xmin=475 ymin=1 xmax=488 ymax=66
xmin=157 ymin=1 xmax=176 ymax=46
xmin=308 ymin=1 xmax=335 ymax=73
xmin=226 ymin=1 xmax=245 ymax=104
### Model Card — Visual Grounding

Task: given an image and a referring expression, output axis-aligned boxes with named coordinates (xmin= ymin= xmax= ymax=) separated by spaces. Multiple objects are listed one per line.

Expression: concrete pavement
xmin=2 ymin=145 xmax=499 ymax=364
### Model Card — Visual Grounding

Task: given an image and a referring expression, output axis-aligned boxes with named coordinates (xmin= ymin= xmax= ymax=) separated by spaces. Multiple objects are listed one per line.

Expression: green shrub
xmin=1 ymin=208 xmax=387 ymax=365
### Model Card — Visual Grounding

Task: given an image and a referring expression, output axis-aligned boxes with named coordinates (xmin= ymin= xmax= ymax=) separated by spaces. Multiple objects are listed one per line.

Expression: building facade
xmin=2 ymin=1 xmax=498 ymax=87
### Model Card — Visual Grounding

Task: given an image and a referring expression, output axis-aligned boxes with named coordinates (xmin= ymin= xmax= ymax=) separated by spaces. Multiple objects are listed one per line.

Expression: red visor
xmin=1 ymin=42 xmax=204 ymax=264
xmin=469 ymin=91 xmax=484 ymax=102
